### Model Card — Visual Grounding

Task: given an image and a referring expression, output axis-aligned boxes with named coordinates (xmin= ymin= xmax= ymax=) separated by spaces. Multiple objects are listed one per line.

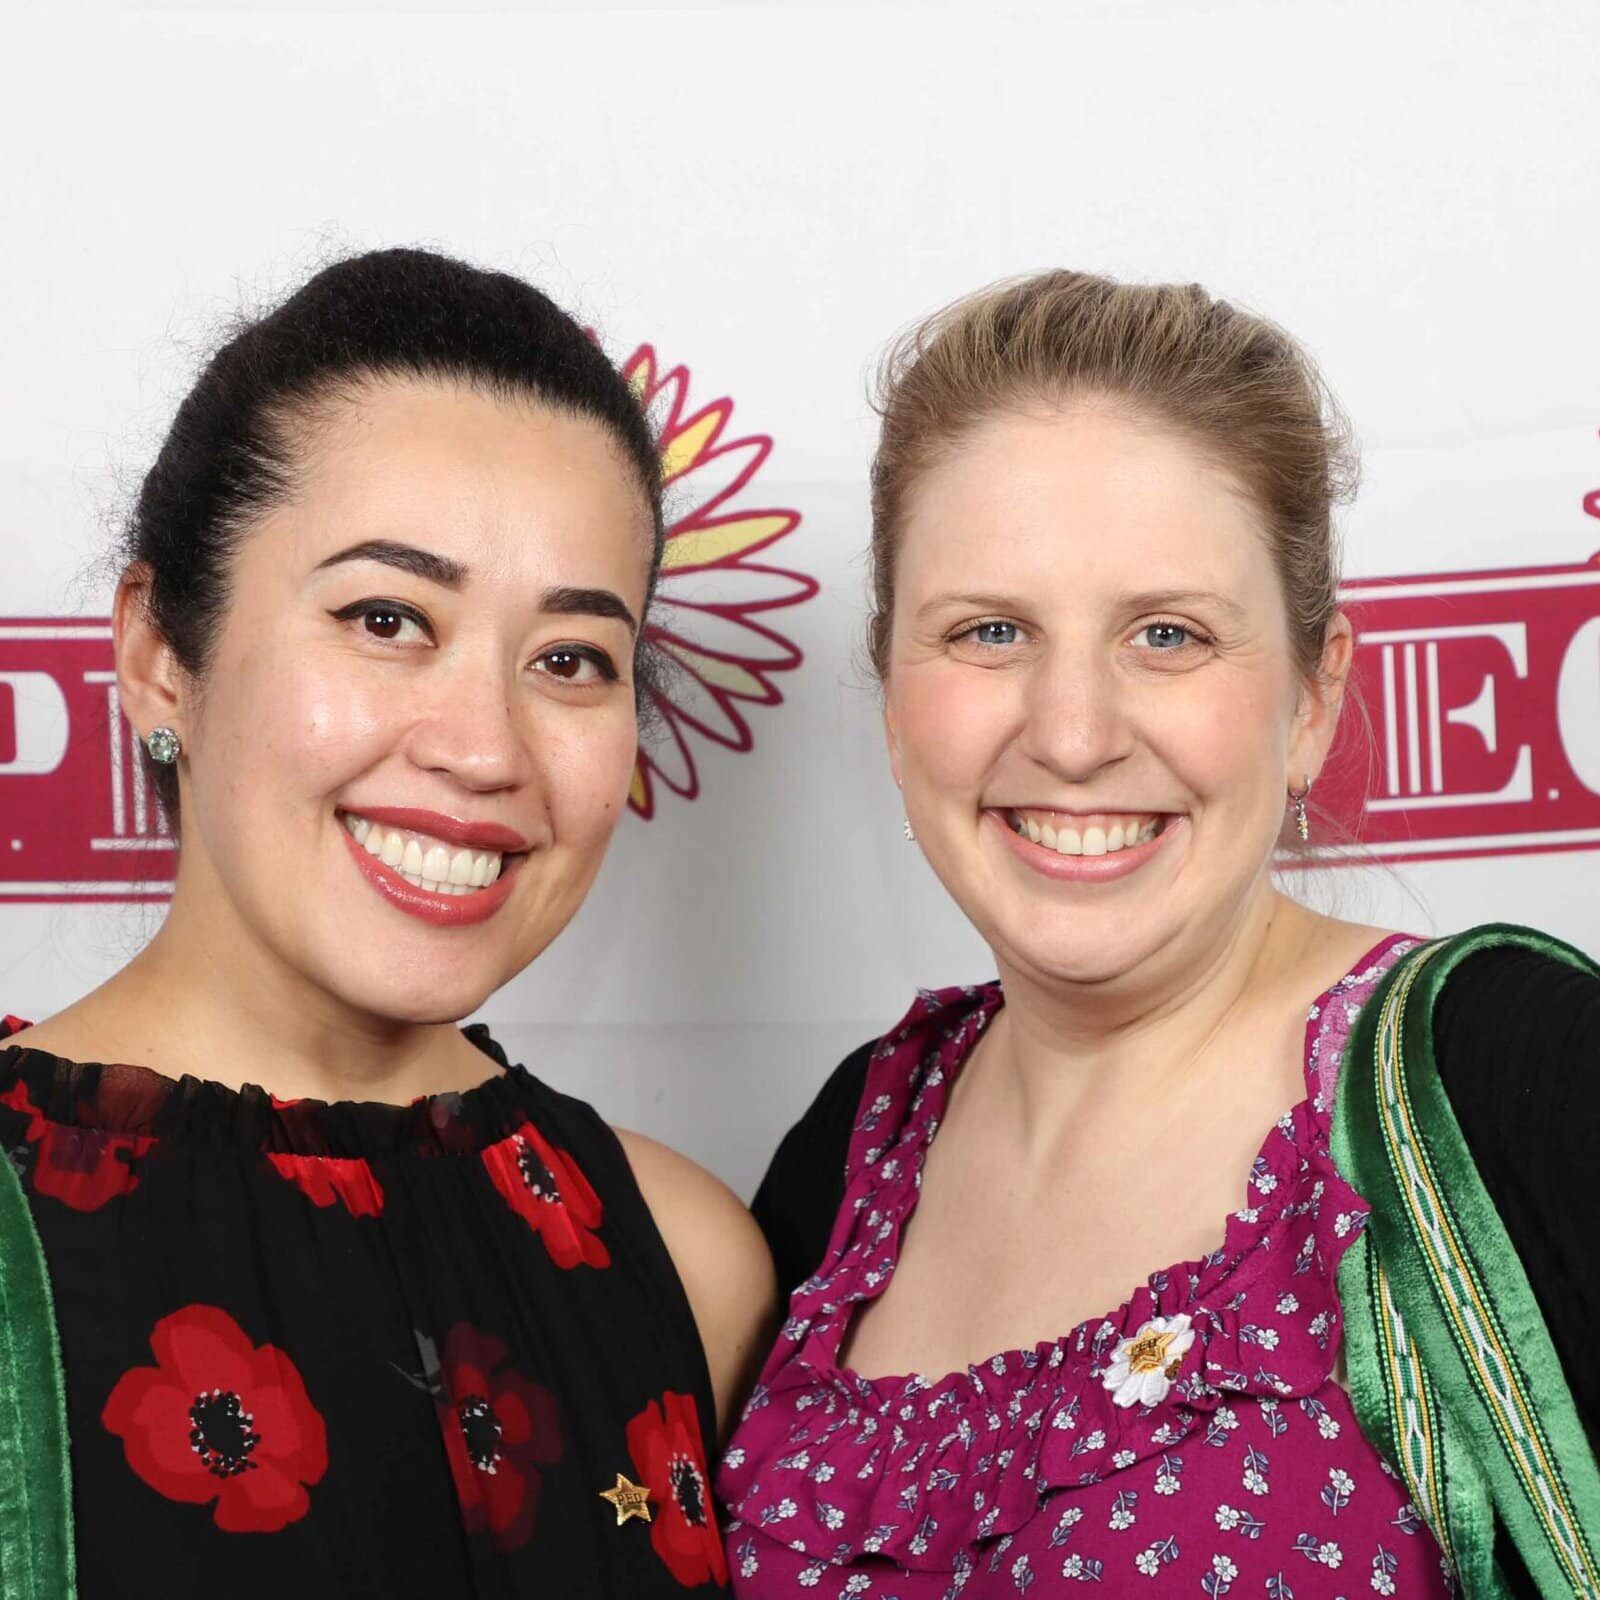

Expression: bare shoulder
xmin=613 ymin=1128 xmax=778 ymax=1442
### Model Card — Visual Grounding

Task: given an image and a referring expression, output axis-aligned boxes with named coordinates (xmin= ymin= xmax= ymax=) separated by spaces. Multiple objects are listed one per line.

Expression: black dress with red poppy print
xmin=0 ymin=1015 xmax=727 ymax=1597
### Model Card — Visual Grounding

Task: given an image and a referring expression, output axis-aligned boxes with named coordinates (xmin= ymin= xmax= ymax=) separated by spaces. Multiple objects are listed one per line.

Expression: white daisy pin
xmin=1101 ymin=1314 xmax=1196 ymax=1408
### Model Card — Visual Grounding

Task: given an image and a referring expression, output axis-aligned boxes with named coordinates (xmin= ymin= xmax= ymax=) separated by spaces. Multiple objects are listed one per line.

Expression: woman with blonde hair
xmin=720 ymin=273 xmax=1599 ymax=1597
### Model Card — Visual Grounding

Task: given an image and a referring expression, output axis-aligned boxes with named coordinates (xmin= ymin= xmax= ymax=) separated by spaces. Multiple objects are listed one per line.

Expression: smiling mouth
xmin=340 ymin=812 xmax=525 ymax=896
xmin=1002 ymin=808 xmax=1172 ymax=858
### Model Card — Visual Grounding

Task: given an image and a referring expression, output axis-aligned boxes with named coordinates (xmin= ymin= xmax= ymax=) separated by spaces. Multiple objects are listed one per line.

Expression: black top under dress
xmin=0 ymin=1016 xmax=726 ymax=1598
xmin=751 ymin=944 xmax=1600 ymax=1600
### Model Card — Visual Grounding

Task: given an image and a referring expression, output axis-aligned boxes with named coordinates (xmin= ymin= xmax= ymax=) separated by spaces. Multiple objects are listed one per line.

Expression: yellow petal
xmin=661 ymin=641 xmax=766 ymax=697
xmin=662 ymin=514 xmax=795 ymax=570
xmin=624 ymin=347 xmax=655 ymax=400
xmin=659 ymin=404 xmax=728 ymax=482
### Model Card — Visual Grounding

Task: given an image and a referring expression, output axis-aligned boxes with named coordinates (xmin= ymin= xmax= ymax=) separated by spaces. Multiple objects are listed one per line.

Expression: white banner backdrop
xmin=2 ymin=1 xmax=1598 ymax=1197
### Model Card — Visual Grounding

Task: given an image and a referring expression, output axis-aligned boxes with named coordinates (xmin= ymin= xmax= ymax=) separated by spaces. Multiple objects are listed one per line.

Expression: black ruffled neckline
xmin=0 ymin=1018 xmax=536 ymax=1159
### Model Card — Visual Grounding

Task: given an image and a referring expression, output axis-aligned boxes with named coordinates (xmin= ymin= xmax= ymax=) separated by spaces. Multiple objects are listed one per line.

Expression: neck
xmin=64 ymin=865 xmax=491 ymax=1106
xmin=978 ymin=884 xmax=1317 ymax=1151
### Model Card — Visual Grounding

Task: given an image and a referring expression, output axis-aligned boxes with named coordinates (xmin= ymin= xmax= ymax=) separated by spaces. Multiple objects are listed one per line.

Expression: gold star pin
xmin=599 ymin=1472 xmax=653 ymax=1526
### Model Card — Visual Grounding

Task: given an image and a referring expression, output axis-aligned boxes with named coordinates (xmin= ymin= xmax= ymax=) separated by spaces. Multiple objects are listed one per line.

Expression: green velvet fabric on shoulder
xmin=0 ymin=1129 xmax=76 ymax=1597
xmin=1333 ymin=923 xmax=1600 ymax=1599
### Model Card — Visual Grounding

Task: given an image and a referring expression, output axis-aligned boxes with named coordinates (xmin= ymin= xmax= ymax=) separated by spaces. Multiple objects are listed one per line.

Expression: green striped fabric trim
xmin=1335 ymin=925 xmax=1600 ymax=1598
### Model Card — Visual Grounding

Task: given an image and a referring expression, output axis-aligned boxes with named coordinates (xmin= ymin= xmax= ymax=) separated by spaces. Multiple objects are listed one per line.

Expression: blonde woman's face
xmin=884 ymin=403 xmax=1342 ymax=990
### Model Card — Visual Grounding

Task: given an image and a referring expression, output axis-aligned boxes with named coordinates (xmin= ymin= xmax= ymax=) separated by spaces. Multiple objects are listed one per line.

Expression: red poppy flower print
xmin=265 ymin=1152 xmax=384 ymax=1218
xmin=436 ymin=1323 xmax=562 ymax=1551
xmin=0 ymin=1080 xmax=154 ymax=1211
xmin=482 ymin=1120 xmax=610 ymax=1269
xmin=102 ymin=1304 xmax=327 ymax=1533
xmin=626 ymin=1391 xmax=727 ymax=1587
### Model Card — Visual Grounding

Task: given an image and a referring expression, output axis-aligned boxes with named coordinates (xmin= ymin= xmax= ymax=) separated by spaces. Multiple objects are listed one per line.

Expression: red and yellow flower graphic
xmin=623 ymin=346 xmax=817 ymax=819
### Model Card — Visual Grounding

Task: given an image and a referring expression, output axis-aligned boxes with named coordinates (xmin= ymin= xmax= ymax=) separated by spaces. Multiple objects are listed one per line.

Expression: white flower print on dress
xmin=715 ymin=946 xmax=1457 ymax=1599
xmin=1101 ymin=1314 xmax=1196 ymax=1408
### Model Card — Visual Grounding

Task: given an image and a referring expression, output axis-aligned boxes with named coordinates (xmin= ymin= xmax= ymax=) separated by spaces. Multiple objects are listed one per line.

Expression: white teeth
xmin=1011 ymin=810 xmax=1163 ymax=856
xmin=344 ymin=814 xmax=506 ymax=895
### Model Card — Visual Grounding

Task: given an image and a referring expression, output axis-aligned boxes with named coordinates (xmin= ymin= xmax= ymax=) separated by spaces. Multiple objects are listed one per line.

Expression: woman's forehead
xmin=897 ymin=409 xmax=1272 ymax=599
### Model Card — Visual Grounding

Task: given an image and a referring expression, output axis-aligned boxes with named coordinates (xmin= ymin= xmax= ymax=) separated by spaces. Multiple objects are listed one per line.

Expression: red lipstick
xmin=339 ymin=824 xmax=518 ymax=927
xmin=341 ymin=806 xmax=529 ymax=853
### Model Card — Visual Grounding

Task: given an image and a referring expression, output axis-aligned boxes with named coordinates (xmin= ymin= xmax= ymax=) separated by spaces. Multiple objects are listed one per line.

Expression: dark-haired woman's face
xmin=166 ymin=378 xmax=652 ymax=1024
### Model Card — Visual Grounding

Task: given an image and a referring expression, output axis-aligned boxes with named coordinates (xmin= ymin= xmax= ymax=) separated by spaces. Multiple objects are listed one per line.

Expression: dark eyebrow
xmin=315 ymin=540 xmax=467 ymax=589
xmin=315 ymin=545 xmax=637 ymax=634
xmin=541 ymin=586 xmax=638 ymax=636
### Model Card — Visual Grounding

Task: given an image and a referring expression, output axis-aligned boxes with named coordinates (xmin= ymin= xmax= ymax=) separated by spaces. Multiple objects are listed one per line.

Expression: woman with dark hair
xmin=0 ymin=248 xmax=772 ymax=1596
xmin=720 ymin=273 xmax=1599 ymax=1597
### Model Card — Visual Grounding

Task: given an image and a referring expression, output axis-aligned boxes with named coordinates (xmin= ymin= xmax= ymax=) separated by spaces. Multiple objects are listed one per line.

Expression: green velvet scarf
xmin=0 ymin=1140 xmax=75 ymax=1597
xmin=1333 ymin=924 xmax=1600 ymax=1598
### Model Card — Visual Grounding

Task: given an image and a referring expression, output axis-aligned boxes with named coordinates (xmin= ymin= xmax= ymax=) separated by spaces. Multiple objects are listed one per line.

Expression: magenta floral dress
xmin=718 ymin=936 xmax=1458 ymax=1597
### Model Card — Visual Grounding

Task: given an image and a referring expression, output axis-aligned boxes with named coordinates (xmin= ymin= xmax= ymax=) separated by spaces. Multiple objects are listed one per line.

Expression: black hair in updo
xmin=124 ymin=247 xmax=664 ymax=822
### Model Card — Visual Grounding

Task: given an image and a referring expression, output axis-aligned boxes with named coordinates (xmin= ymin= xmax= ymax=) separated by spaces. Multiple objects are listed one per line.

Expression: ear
xmin=882 ymin=684 xmax=904 ymax=790
xmin=113 ymin=563 xmax=187 ymax=743
xmin=1288 ymin=611 xmax=1353 ymax=787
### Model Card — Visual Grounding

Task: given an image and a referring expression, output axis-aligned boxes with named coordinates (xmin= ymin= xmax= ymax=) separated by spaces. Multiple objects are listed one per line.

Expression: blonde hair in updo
xmin=867 ymin=271 xmax=1358 ymax=685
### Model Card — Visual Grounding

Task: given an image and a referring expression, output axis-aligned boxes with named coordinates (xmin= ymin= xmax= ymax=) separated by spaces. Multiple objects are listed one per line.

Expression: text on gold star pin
xmin=599 ymin=1472 xmax=653 ymax=1525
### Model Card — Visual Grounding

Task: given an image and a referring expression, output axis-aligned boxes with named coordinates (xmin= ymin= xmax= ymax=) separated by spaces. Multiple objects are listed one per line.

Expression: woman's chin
xmin=986 ymin=912 xmax=1173 ymax=989
xmin=317 ymin=966 xmax=501 ymax=1031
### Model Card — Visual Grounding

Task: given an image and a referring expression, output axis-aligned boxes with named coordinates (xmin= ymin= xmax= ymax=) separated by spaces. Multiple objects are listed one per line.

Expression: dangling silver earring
xmin=1288 ymin=777 xmax=1312 ymax=842
xmin=903 ymin=818 xmax=915 ymax=842
xmin=145 ymin=727 xmax=181 ymax=765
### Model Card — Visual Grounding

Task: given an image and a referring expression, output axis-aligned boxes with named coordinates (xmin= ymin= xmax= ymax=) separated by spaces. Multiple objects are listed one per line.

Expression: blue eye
xmin=1141 ymin=623 xmax=1191 ymax=650
xmin=971 ymin=621 xmax=1020 ymax=647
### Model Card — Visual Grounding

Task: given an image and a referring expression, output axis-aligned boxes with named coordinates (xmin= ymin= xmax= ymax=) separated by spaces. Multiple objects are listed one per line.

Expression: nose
xmin=1015 ymin=641 xmax=1135 ymax=782
xmin=403 ymin=655 xmax=537 ymax=794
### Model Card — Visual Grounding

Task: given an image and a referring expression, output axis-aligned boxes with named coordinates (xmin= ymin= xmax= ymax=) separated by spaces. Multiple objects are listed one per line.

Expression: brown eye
xmin=533 ymin=647 xmax=616 ymax=685
xmin=365 ymin=610 xmax=404 ymax=640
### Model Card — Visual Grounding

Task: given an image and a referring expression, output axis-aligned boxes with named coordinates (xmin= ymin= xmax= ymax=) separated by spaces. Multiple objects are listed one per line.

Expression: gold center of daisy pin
xmin=599 ymin=1472 xmax=653 ymax=1526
